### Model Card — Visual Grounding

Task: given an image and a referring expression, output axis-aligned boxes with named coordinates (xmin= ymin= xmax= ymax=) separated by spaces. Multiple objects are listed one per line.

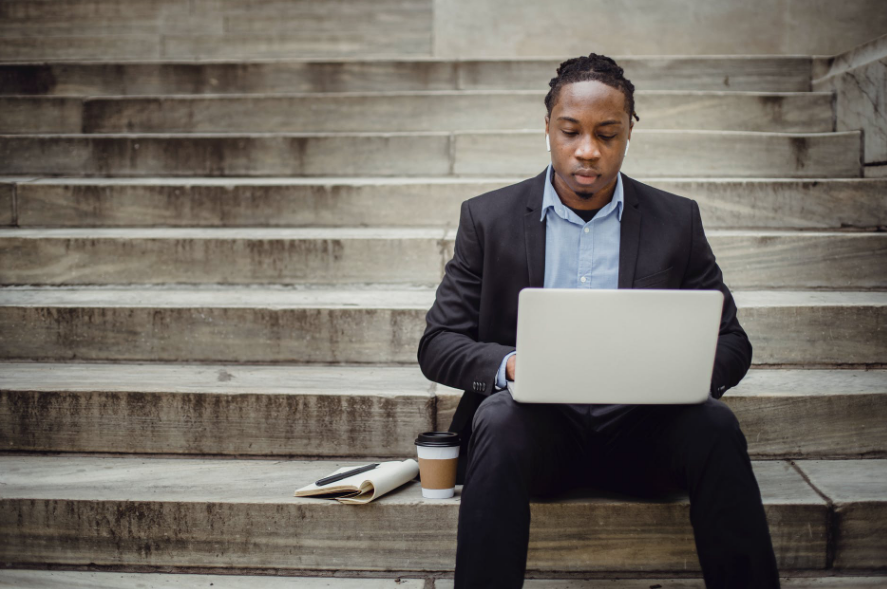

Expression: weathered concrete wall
xmin=814 ymin=34 xmax=887 ymax=169
xmin=433 ymin=0 xmax=887 ymax=58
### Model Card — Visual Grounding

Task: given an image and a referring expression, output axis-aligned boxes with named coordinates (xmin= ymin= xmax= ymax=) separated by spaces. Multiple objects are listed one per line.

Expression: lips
xmin=574 ymin=171 xmax=599 ymax=185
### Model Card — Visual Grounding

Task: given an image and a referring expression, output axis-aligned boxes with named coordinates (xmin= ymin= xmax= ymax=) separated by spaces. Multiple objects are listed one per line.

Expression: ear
xmin=544 ymin=115 xmax=550 ymax=136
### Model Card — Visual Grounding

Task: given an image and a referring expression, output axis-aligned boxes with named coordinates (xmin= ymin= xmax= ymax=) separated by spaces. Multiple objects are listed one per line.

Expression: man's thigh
xmin=469 ymin=392 xmax=589 ymax=498
xmin=585 ymin=397 xmax=746 ymax=497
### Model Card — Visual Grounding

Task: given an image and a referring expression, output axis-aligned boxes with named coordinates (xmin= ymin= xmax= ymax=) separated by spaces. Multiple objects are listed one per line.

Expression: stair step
xmin=799 ymin=461 xmax=887 ymax=570
xmin=1 ymin=228 xmax=884 ymax=288
xmin=0 ymin=571 xmax=426 ymax=588
xmin=0 ymin=130 xmax=862 ymax=178
xmin=0 ymin=226 xmax=884 ymax=287
xmin=1 ymin=364 xmax=885 ymax=459
xmin=2 ymin=572 xmax=885 ymax=589
xmin=0 ymin=91 xmax=835 ymax=134
xmin=0 ymin=363 xmax=441 ymax=457
xmin=0 ymin=456 xmax=840 ymax=572
xmin=0 ymin=0 xmax=433 ymax=62
xmin=0 ymin=57 xmax=815 ymax=96
xmin=0 ymin=288 xmax=884 ymax=364
xmin=8 ymin=177 xmax=885 ymax=230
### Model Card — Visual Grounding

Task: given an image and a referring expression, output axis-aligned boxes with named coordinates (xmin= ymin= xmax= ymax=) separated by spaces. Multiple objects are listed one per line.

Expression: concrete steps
xmin=0 ymin=57 xmax=816 ymax=96
xmin=1 ymin=456 xmax=884 ymax=572
xmin=6 ymin=177 xmax=885 ymax=230
xmin=0 ymin=571 xmax=427 ymax=588
xmin=0 ymin=287 xmax=884 ymax=364
xmin=2 ymin=228 xmax=886 ymax=289
xmin=2 ymin=573 xmax=887 ymax=589
xmin=1 ymin=364 xmax=885 ymax=459
xmin=0 ymin=91 xmax=835 ymax=134
xmin=0 ymin=0 xmax=433 ymax=62
xmin=0 ymin=130 xmax=862 ymax=178
xmin=0 ymin=45 xmax=883 ymax=586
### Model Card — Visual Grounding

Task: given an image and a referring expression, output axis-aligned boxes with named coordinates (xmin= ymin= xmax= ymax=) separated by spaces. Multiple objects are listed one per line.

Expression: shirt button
xmin=580 ymin=276 xmax=587 ymax=283
xmin=584 ymin=227 xmax=590 ymax=233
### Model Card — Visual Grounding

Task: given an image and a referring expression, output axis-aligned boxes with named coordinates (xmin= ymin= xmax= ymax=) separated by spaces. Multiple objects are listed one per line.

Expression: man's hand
xmin=506 ymin=354 xmax=517 ymax=381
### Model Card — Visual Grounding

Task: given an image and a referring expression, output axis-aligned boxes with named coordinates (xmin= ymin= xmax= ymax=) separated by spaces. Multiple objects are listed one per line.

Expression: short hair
xmin=544 ymin=53 xmax=640 ymax=124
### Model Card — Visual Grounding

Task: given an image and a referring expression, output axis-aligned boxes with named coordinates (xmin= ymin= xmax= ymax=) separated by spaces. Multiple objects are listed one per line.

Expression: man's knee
xmin=681 ymin=398 xmax=748 ymax=456
xmin=472 ymin=392 xmax=522 ymax=439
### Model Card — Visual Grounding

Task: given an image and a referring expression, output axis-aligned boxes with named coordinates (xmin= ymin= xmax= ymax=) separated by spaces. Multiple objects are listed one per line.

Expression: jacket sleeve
xmin=682 ymin=200 xmax=753 ymax=398
xmin=417 ymin=200 xmax=515 ymax=395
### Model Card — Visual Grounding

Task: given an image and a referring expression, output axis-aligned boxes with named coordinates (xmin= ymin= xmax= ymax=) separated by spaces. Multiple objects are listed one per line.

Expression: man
xmin=417 ymin=53 xmax=781 ymax=588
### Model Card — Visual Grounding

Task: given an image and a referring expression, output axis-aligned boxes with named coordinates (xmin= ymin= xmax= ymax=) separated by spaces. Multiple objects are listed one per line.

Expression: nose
xmin=574 ymin=134 xmax=601 ymax=161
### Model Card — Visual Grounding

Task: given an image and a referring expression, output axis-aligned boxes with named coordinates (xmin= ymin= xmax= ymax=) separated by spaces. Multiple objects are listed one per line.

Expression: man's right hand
xmin=506 ymin=354 xmax=517 ymax=381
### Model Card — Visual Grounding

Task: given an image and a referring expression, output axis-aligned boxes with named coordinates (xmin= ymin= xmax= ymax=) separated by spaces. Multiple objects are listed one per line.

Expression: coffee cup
xmin=415 ymin=431 xmax=460 ymax=499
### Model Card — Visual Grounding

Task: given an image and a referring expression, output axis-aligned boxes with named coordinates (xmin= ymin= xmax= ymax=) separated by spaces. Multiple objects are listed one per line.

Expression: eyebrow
xmin=556 ymin=116 xmax=623 ymax=127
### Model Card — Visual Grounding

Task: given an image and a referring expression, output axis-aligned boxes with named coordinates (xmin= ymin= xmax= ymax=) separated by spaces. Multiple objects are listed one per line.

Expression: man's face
xmin=544 ymin=80 xmax=632 ymax=201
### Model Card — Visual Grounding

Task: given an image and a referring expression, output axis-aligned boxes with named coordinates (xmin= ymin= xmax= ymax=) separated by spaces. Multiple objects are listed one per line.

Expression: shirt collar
xmin=540 ymin=163 xmax=624 ymax=224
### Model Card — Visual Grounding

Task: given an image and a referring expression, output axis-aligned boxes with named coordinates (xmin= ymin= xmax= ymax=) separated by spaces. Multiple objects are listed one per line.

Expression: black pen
xmin=315 ymin=463 xmax=380 ymax=486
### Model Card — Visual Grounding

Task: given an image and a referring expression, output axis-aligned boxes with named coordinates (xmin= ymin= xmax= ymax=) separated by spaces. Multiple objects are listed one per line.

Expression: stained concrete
xmin=0 ymin=0 xmax=432 ymax=61
xmin=438 ymin=579 xmax=887 ymax=588
xmin=433 ymin=0 xmax=887 ymax=57
xmin=0 ymin=57 xmax=813 ymax=97
xmin=734 ymin=291 xmax=887 ymax=364
xmin=0 ymin=97 xmax=82 ymax=134
xmin=0 ymin=182 xmax=13 ymax=226
xmin=0 ymin=130 xmax=863 ymax=178
xmin=13 ymin=178 xmax=887 ymax=229
xmin=0 ymin=570 xmax=426 ymax=588
xmin=2 ymin=364 xmax=884 ymax=459
xmin=0 ymin=133 xmax=455 ymax=177
xmin=0 ymin=457 xmax=826 ymax=571
xmin=436 ymin=370 xmax=887 ymax=459
xmin=2 ymin=228 xmax=884 ymax=288
xmin=795 ymin=460 xmax=887 ymax=570
xmin=454 ymin=130 xmax=863 ymax=178
xmin=814 ymin=34 xmax=887 ymax=165
xmin=0 ymin=288 xmax=884 ymax=364
xmin=69 ymin=91 xmax=834 ymax=134
xmin=0 ymin=363 xmax=439 ymax=457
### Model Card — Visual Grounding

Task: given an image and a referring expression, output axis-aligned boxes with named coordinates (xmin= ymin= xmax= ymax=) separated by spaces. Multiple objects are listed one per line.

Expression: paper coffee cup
xmin=415 ymin=431 xmax=460 ymax=499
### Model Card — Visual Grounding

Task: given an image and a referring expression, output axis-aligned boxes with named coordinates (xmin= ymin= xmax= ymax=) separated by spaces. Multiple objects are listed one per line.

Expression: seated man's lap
xmin=469 ymin=393 xmax=749 ymax=500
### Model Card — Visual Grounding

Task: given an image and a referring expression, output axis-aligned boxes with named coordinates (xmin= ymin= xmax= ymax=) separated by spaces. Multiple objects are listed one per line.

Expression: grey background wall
xmin=1 ymin=0 xmax=886 ymax=62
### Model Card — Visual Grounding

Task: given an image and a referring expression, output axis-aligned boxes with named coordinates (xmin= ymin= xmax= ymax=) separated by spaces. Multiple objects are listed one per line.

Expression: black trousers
xmin=454 ymin=392 xmax=781 ymax=588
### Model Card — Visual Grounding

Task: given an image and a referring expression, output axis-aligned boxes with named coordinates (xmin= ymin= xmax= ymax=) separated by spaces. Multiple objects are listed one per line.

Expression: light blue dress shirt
xmin=495 ymin=164 xmax=624 ymax=389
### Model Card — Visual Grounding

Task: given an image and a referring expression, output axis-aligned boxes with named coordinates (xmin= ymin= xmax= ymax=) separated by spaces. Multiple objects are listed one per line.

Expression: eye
xmin=561 ymin=130 xmax=578 ymax=136
xmin=600 ymin=135 xmax=616 ymax=140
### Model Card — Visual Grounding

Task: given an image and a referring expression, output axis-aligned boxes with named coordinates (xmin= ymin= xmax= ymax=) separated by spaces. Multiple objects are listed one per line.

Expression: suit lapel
xmin=618 ymin=173 xmax=642 ymax=289
xmin=524 ymin=169 xmax=548 ymax=288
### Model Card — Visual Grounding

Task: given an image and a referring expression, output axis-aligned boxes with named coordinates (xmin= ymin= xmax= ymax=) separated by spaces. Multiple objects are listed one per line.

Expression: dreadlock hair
xmin=544 ymin=53 xmax=640 ymax=124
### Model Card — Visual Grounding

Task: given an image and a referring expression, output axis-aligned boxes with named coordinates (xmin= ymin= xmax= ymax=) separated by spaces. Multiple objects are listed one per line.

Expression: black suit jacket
xmin=417 ymin=169 xmax=752 ymax=483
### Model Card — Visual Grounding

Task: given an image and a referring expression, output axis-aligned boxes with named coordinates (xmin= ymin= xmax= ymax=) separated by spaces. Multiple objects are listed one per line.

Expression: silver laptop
xmin=507 ymin=289 xmax=724 ymax=404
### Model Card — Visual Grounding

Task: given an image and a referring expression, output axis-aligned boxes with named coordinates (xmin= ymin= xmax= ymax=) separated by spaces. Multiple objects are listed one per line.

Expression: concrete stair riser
xmin=0 ymin=289 xmax=883 ymax=364
xmin=0 ymin=458 xmax=828 ymax=572
xmin=0 ymin=131 xmax=863 ymax=178
xmin=1 ymin=364 xmax=885 ymax=459
xmin=2 ymin=573 xmax=887 ymax=588
xmin=0 ymin=92 xmax=835 ymax=134
xmin=800 ymin=461 xmax=887 ymax=570
xmin=1 ymin=229 xmax=885 ymax=289
xmin=0 ymin=1 xmax=433 ymax=61
xmin=9 ymin=178 xmax=886 ymax=230
xmin=0 ymin=57 xmax=814 ymax=96
xmin=0 ymin=571 xmax=426 ymax=588
xmin=454 ymin=130 xmax=862 ymax=179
